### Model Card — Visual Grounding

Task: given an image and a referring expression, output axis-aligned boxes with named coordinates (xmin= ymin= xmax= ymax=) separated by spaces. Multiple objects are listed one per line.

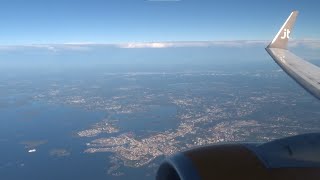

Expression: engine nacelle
xmin=156 ymin=133 xmax=320 ymax=180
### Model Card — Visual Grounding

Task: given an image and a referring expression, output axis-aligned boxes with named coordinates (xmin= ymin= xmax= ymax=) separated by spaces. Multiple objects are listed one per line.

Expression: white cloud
xmin=117 ymin=41 xmax=269 ymax=48
xmin=28 ymin=45 xmax=57 ymax=52
xmin=288 ymin=39 xmax=320 ymax=49
xmin=117 ymin=40 xmax=320 ymax=49
xmin=118 ymin=42 xmax=172 ymax=48
xmin=0 ymin=44 xmax=57 ymax=52
xmin=59 ymin=44 xmax=92 ymax=51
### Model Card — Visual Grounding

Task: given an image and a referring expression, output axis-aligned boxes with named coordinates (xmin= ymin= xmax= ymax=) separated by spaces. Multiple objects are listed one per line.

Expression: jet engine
xmin=156 ymin=133 xmax=320 ymax=180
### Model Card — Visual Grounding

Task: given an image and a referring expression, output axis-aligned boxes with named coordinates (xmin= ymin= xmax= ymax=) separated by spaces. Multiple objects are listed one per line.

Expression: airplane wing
xmin=156 ymin=11 xmax=320 ymax=180
xmin=266 ymin=11 xmax=320 ymax=99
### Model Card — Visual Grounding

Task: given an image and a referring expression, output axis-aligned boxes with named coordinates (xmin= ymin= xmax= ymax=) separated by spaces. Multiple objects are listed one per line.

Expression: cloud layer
xmin=0 ymin=40 xmax=319 ymax=52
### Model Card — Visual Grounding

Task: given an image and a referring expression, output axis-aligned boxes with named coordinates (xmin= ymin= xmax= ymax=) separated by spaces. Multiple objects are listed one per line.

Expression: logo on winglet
xmin=281 ymin=29 xmax=291 ymax=39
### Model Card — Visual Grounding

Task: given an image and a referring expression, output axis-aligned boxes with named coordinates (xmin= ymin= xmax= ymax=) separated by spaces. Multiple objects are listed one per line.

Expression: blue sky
xmin=0 ymin=0 xmax=320 ymax=45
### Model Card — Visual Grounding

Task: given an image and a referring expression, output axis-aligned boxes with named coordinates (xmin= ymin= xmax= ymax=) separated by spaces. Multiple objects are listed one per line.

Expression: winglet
xmin=267 ymin=11 xmax=299 ymax=49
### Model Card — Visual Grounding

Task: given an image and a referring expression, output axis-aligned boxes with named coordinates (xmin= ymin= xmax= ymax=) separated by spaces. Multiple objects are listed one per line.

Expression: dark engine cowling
xmin=156 ymin=133 xmax=320 ymax=180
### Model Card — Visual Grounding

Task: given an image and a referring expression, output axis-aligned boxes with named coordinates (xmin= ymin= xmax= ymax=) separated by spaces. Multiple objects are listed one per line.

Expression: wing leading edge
xmin=266 ymin=11 xmax=320 ymax=99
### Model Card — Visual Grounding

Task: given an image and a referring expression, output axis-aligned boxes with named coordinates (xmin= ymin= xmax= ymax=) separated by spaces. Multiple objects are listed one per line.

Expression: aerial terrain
xmin=1 ymin=1 xmax=320 ymax=179
xmin=1 ymin=43 xmax=320 ymax=179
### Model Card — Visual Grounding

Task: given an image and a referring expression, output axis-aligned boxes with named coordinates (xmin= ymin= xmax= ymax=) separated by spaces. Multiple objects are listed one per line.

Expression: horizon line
xmin=0 ymin=39 xmax=319 ymax=51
